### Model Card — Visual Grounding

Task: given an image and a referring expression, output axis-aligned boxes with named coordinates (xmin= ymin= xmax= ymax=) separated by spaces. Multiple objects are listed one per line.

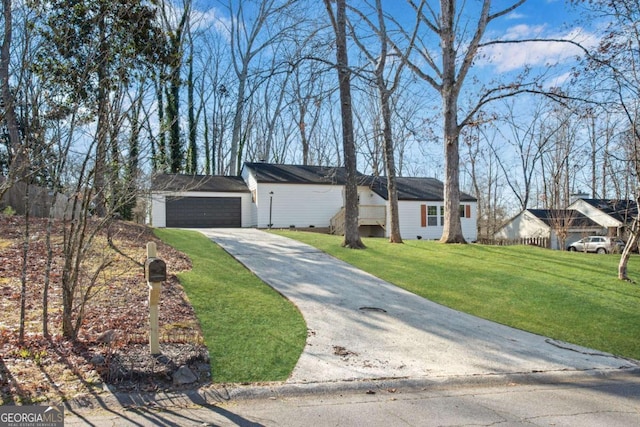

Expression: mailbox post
xmin=145 ymin=242 xmax=166 ymax=355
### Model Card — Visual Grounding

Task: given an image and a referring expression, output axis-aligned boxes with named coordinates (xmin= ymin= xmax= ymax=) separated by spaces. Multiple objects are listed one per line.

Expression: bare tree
xmin=196 ymin=30 xmax=235 ymax=175
xmin=618 ymin=127 xmax=640 ymax=281
xmin=348 ymin=0 xmax=421 ymax=243
xmin=540 ymin=108 xmax=583 ymax=210
xmin=571 ymin=0 xmax=640 ymax=280
xmin=288 ymin=56 xmax=329 ymax=165
xmin=254 ymin=49 xmax=293 ymax=162
xmin=222 ymin=0 xmax=300 ymax=174
xmin=396 ymin=0 xmax=552 ymax=243
xmin=186 ymin=16 xmax=198 ymax=174
xmin=323 ymin=0 xmax=364 ymax=249
xmin=490 ymin=98 xmax=570 ymax=211
xmin=159 ymin=0 xmax=191 ymax=174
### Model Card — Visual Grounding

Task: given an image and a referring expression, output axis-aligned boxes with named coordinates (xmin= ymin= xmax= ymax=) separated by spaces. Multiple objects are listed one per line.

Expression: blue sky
xmin=184 ymin=1 xmax=603 ymax=183
xmin=190 ymin=0 xmax=596 ymax=80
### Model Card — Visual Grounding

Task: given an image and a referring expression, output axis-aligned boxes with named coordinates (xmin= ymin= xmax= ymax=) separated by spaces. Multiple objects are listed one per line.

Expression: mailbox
xmin=145 ymin=258 xmax=167 ymax=282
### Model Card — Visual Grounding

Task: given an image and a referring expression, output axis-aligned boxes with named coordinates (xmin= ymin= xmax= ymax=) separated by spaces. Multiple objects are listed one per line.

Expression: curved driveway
xmin=198 ymin=229 xmax=639 ymax=384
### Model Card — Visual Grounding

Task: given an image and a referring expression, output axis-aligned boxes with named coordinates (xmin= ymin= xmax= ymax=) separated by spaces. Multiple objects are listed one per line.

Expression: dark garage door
xmin=166 ymin=196 xmax=241 ymax=228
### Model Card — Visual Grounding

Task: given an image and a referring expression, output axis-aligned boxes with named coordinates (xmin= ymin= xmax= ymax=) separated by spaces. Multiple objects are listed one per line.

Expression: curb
xmin=208 ymin=366 xmax=640 ymax=401
xmin=64 ymin=366 xmax=640 ymax=413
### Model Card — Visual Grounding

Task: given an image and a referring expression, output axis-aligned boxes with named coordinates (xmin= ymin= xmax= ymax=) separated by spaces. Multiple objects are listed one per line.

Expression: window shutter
xmin=421 ymin=205 xmax=427 ymax=227
xmin=465 ymin=204 xmax=471 ymax=218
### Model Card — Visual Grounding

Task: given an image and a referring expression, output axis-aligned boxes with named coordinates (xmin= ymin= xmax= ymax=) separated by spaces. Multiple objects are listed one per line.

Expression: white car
xmin=567 ymin=236 xmax=625 ymax=254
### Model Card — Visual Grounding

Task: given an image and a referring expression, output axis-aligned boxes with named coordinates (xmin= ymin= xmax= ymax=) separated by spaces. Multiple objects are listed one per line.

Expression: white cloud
xmin=503 ymin=24 xmax=547 ymax=39
xmin=191 ymin=7 xmax=231 ymax=35
xmin=477 ymin=25 xmax=599 ymax=73
xmin=544 ymin=71 xmax=573 ymax=89
xmin=506 ymin=12 xmax=526 ymax=20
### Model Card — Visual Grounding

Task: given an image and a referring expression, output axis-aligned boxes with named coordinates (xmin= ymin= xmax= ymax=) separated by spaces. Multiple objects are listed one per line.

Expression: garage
xmin=151 ymin=174 xmax=251 ymax=228
xmin=166 ymin=196 xmax=241 ymax=228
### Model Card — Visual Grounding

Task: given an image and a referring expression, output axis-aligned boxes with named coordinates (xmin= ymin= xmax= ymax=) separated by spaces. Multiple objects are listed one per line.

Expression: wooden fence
xmin=0 ymin=180 xmax=69 ymax=219
xmin=478 ymin=237 xmax=551 ymax=249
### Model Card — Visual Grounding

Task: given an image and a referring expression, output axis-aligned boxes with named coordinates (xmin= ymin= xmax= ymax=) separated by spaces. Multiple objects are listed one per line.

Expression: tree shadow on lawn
xmin=213 ymin=232 xmax=640 ymax=383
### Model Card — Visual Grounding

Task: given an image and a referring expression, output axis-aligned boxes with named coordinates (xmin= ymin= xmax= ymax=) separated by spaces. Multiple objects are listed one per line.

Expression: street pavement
xmin=65 ymin=370 xmax=640 ymax=426
xmin=64 ymin=228 xmax=640 ymax=426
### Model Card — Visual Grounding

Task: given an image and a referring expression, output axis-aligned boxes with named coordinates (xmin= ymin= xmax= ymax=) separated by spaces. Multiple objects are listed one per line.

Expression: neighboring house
xmin=150 ymin=162 xmax=478 ymax=241
xmin=494 ymin=198 xmax=638 ymax=249
xmin=493 ymin=209 xmax=604 ymax=250
xmin=567 ymin=198 xmax=638 ymax=238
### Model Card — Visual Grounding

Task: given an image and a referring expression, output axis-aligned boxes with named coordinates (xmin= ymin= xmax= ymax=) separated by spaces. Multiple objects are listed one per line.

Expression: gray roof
xmin=243 ymin=162 xmax=369 ymax=185
xmin=370 ymin=176 xmax=477 ymax=202
xmin=151 ymin=174 xmax=250 ymax=193
xmin=579 ymin=199 xmax=637 ymax=224
xmin=154 ymin=164 xmax=477 ymax=203
xmin=245 ymin=162 xmax=476 ymax=202
xmin=527 ymin=209 xmax=601 ymax=228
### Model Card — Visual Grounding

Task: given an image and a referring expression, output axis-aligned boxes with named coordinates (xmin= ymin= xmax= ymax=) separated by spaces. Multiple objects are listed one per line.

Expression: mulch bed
xmin=0 ymin=215 xmax=210 ymax=404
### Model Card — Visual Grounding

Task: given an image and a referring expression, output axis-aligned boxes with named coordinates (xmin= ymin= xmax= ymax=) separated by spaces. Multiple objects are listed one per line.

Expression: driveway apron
xmin=198 ymin=229 xmax=639 ymax=384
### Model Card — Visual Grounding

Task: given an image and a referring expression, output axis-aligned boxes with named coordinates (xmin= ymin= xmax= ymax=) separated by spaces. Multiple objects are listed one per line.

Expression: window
xmin=420 ymin=205 xmax=438 ymax=227
xmin=428 ymin=206 xmax=438 ymax=226
xmin=420 ymin=205 xmax=471 ymax=221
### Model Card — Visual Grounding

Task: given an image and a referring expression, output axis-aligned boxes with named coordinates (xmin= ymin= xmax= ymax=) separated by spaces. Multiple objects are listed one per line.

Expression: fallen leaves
xmin=0 ymin=215 xmax=206 ymax=404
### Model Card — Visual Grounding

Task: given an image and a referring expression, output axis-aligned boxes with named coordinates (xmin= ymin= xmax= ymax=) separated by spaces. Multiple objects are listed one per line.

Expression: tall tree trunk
xmin=93 ymin=10 xmax=109 ymax=217
xmin=380 ymin=87 xmax=402 ymax=243
xmin=374 ymin=0 xmax=403 ymax=244
xmin=187 ymin=35 xmax=197 ymax=174
xmin=619 ymin=212 xmax=638 ymax=281
xmin=300 ymin=101 xmax=310 ymax=165
xmin=204 ymin=112 xmax=211 ymax=174
xmin=19 ymin=184 xmax=30 ymax=343
xmin=162 ymin=1 xmax=190 ymax=174
xmin=167 ymin=74 xmax=182 ymax=173
xmin=441 ymin=98 xmax=464 ymax=243
xmin=1 ymin=0 xmax=28 ymax=198
xmin=154 ymin=73 xmax=167 ymax=172
xmin=326 ymin=0 xmax=364 ymax=249
xmin=94 ymin=85 xmax=108 ymax=216
xmin=440 ymin=0 xmax=464 ymax=243
xmin=43 ymin=202 xmax=55 ymax=337
xmin=230 ymin=69 xmax=247 ymax=175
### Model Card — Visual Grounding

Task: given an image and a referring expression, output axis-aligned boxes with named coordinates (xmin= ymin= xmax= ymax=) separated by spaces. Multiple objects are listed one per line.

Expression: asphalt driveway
xmin=198 ymin=228 xmax=639 ymax=384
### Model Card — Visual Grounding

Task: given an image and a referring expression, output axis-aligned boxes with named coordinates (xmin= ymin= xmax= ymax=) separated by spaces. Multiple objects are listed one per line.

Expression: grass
xmin=154 ymin=229 xmax=307 ymax=383
xmin=273 ymin=230 xmax=640 ymax=361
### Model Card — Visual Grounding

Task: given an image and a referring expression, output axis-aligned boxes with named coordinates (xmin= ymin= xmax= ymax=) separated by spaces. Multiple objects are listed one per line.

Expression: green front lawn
xmin=274 ymin=231 xmax=640 ymax=361
xmin=154 ymin=229 xmax=307 ymax=383
xmin=156 ymin=227 xmax=640 ymax=384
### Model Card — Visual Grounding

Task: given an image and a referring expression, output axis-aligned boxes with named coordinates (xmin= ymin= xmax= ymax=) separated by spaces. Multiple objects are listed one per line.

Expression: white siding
xmin=399 ymin=201 xmax=434 ymax=240
xmin=358 ymin=187 xmax=385 ymax=206
xmin=256 ymin=183 xmax=344 ymax=228
xmin=150 ymin=193 xmax=166 ymax=227
xmin=150 ymin=191 xmax=253 ymax=228
xmin=242 ymin=168 xmax=259 ymax=226
xmin=399 ymin=201 xmax=478 ymax=241
xmin=494 ymin=211 xmax=550 ymax=240
xmin=462 ymin=203 xmax=478 ymax=242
